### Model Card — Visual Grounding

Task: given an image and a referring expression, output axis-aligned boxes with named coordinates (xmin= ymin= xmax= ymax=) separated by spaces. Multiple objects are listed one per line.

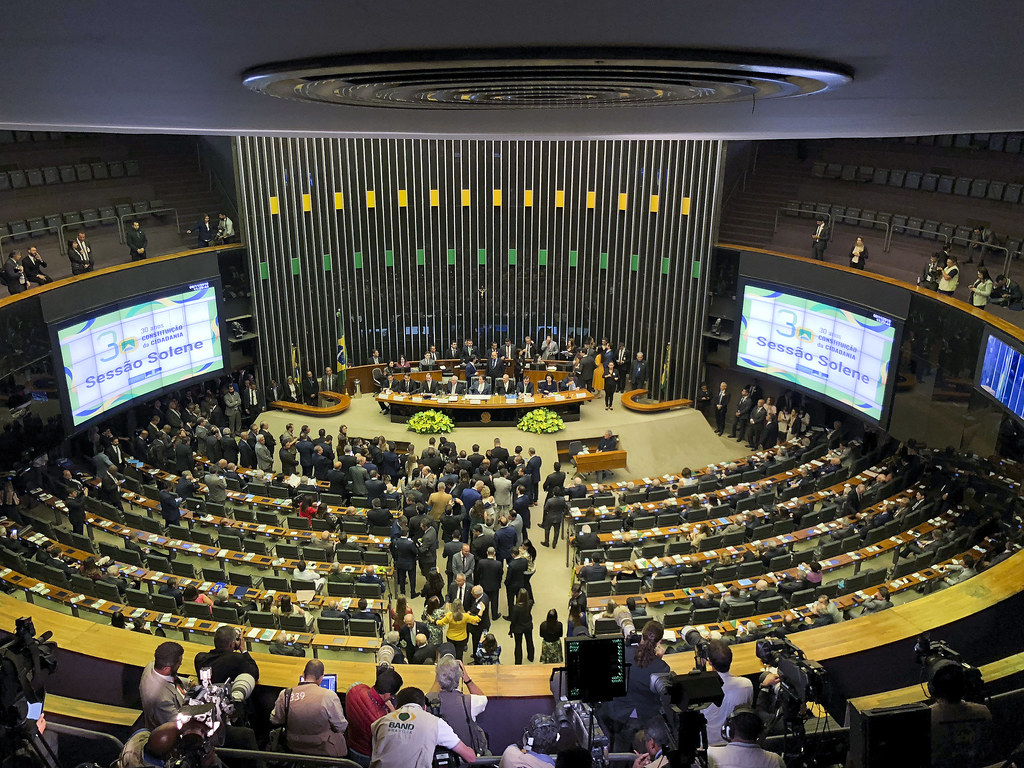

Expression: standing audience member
xmin=848 ymin=236 xmax=868 ymax=270
xmin=602 ymin=621 xmax=669 ymax=751
xmin=509 ymin=588 xmax=535 ymax=665
xmin=430 ymin=657 xmax=488 ymax=755
xmin=538 ymin=609 xmax=564 ymax=663
xmin=703 ymin=640 xmax=754 ymax=748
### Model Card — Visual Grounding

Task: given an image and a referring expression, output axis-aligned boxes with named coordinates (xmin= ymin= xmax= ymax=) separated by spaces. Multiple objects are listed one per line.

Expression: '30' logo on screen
xmin=775 ymin=310 xmax=814 ymax=343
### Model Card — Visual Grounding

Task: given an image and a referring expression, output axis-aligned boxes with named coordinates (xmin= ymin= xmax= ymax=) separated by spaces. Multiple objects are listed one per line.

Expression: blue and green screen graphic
xmin=57 ymin=283 xmax=222 ymax=427
xmin=736 ymin=284 xmax=896 ymax=421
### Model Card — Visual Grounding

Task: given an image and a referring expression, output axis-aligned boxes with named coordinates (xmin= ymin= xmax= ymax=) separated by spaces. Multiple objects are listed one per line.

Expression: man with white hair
xmin=574 ymin=524 xmax=600 ymax=555
xmin=430 ymin=657 xmax=488 ymax=754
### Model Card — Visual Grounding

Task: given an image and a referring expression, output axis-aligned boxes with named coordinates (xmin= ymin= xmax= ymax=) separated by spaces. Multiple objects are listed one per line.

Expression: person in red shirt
xmin=344 ymin=666 xmax=403 ymax=766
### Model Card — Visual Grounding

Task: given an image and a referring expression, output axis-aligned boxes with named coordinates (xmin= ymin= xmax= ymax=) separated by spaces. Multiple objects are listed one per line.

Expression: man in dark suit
xmin=613 ymin=343 xmax=631 ymax=390
xmin=520 ymin=336 xmax=537 ymax=363
xmin=461 ymin=340 xmax=477 ymax=363
xmin=220 ymin=429 xmax=239 ymax=465
xmin=446 ymin=573 xmax=473 ymax=609
xmin=467 ymin=586 xmax=490 ymax=653
xmin=746 ymin=399 xmax=767 ymax=448
xmin=320 ymin=367 xmax=339 ymax=395
xmin=312 ymin=446 xmax=333 ymax=481
xmin=504 ymin=548 xmax=529 ymax=615
xmin=730 ymin=388 xmax=753 ymax=439
xmin=469 ymin=374 xmax=490 ymax=396
xmin=517 ymin=375 xmax=535 ymax=395
xmin=265 ymin=380 xmax=282 ymax=407
xmin=578 ymin=552 xmax=608 ymax=582
xmin=579 ymin=351 xmax=597 ymax=392
xmin=301 ymin=371 xmax=319 ymax=405
xmin=490 ymin=438 xmax=509 ymax=466
xmin=242 ymin=381 xmax=263 ymax=422
xmin=475 ymin=547 xmax=504 ymax=621
xmin=485 ymin=352 xmax=505 ymax=389
xmin=443 ymin=375 xmax=465 ymax=396
xmin=573 ymin=524 xmax=601 ymax=557
xmin=759 ymin=413 xmax=779 ymax=449
xmin=629 ymin=352 xmax=648 ymax=390
xmin=542 ymin=493 xmax=567 ymax=547
xmin=238 ymin=431 xmax=257 ymax=470
xmin=542 ymin=462 xmax=566 ymax=502
xmin=493 ymin=374 xmax=515 ymax=396
xmin=421 ymin=373 xmax=441 ymax=395
xmin=175 ymin=472 xmax=200 ymax=501
xmin=159 ymin=485 xmax=182 ymax=526
xmin=714 ymin=382 xmax=730 ymax=436
xmin=526 ymin=448 xmax=543 ymax=503
xmin=101 ymin=464 xmax=124 ymax=511
xmin=397 ymin=373 xmax=420 ymax=394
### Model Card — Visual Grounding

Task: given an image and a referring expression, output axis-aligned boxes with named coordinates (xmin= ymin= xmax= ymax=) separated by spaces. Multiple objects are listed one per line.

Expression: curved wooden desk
xmin=621 ymin=389 xmax=693 ymax=412
xmin=377 ymin=389 xmax=596 ymax=425
xmin=270 ymin=391 xmax=351 ymax=416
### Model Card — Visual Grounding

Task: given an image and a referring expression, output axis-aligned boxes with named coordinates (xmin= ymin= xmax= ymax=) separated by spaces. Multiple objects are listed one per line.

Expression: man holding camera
xmin=194 ymin=626 xmax=260 ymax=684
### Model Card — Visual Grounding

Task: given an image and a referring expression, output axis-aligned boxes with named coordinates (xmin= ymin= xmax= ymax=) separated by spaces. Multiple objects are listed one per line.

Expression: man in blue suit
xmin=469 ymin=373 xmax=491 ymax=396
xmin=526 ymin=448 xmax=542 ymax=503
xmin=630 ymin=352 xmax=648 ymax=390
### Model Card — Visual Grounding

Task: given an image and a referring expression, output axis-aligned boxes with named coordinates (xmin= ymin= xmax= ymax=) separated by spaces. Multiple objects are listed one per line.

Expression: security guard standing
xmin=370 ymin=687 xmax=476 ymax=768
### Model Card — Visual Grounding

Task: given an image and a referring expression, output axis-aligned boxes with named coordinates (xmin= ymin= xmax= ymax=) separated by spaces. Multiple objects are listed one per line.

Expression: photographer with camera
xmin=499 ymin=714 xmax=560 ymax=768
xmin=370 ymin=686 xmax=477 ymax=768
xmin=428 ymin=657 xmax=488 ymax=756
xmin=194 ymin=626 xmax=260 ymax=684
xmin=602 ymin=621 xmax=669 ymax=752
xmin=269 ymin=659 xmax=349 ymax=758
xmin=139 ymin=642 xmax=258 ymax=761
xmin=703 ymin=640 xmax=754 ymax=748
xmin=119 ymin=720 xmax=225 ymax=768
xmin=706 ymin=707 xmax=782 ymax=768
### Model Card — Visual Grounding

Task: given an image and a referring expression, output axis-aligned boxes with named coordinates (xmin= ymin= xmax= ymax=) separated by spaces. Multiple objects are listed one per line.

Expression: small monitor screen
xmin=735 ymin=281 xmax=899 ymax=423
xmin=564 ymin=636 xmax=626 ymax=702
xmin=976 ymin=332 xmax=1024 ymax=420
xmin=320 ymin=674 xmax=337 ymax=692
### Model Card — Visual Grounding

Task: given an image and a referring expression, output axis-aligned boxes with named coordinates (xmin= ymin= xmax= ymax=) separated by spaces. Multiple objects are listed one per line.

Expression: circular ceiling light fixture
xmin=242 ymin=48 xmax=852 ymax=110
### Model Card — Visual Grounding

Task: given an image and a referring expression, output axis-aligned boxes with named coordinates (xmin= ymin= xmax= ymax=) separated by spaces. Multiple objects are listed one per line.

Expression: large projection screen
xmin=734 ymin=280 xmax=900 ymax=424
xmin=52 ymin=280 xmax=225 ymax=430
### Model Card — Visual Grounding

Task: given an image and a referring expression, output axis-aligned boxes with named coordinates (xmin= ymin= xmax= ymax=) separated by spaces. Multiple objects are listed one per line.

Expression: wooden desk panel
xmin=574 ymin=450 xmax=628 ymax=474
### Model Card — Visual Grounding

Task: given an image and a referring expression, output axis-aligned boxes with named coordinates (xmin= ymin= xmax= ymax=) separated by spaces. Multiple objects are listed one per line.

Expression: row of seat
xmin=784 ymin=201 xmax=1023 ymax=256
xmin=0 ymin=159 xmax=139 ymax=192
xmin=0 ymin=130 xmax=66 ymax=144
xmin=811 ymin=162 xmax=1024 ymax=204
xmin=5 ymin=199 xmax=165 ymax=241
xmin=883 ymin=132 xmax=1024 ymax=154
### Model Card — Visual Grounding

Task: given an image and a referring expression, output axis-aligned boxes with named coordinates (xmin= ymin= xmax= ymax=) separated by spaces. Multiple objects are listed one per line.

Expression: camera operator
xmin=703 ymin=640 xmax=754 ymax=748
xmin=370 ymin=686 xmax=477 ymax=768
xmin=499 ymin=714 xmax=560 ymax=768
xmin=269 ymin=659 xmax=349 ymax=758
xmin=428 ymin=656 xmax=488 ymax=755
xmin=706 ymin=707 xmax=782 ymax=768
xmin=602 ymin=621 xmax=669 ymax=752
xmin=929 ymin=663 xmax=991 ymax=768
xmin=139 ymin=642 xmax=258 ymax=757
xmin=631 ymin=717 xmax=671 ymax=768
xmin=119 ymin=720 xmax=225 ymax=768
xmin=194 ymin=626 xmax=260 ymax=684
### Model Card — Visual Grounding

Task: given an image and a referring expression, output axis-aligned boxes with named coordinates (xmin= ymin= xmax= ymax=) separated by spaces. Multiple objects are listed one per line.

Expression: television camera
xmin=166 ymin=667 xmax=254 ymax=768
xmin=914 ymin=634 xmax=985 ymax=704
xmin=0 ymin=617 xmax=60 ymax=768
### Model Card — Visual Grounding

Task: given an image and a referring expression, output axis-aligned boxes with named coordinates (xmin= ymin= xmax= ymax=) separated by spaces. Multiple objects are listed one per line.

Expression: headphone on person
xmin=523 ymin=714 xmax=560 ymax=753
xmin=721 ymin=706 xmax=764 ymax=743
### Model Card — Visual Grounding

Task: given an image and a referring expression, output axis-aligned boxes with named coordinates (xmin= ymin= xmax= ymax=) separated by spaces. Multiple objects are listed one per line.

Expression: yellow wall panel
xmin=333 ymin=192 xmax=344 ymax=210
xmin=681 ymin=197 xmax=691 ymax=215
xmin=523 ymin=190 xmax=533 ymax=207
xmin=302 ymin=193 xmax=312 ymax=212
xmin=493 ymin=189 xmax=502 ymax=207
xmin=461 ymin=189 xmax=471 ymax=207
xmin=618 ymin=193 xmax=628 ymax=211
xmin=649 ymin=194 xmax=660 ymax=213
xmin=269 ymin=196 xmax=280 ymax=215
xmin=430 ymin=189 xmax=440 ymax=207
xmin=586 ymin=191 xmax=596 ymax=209
xmin=555 ymin=190 xmax=565 ymax=208
xmin=366 ymin=190 xmax=376 ymax=208
xmin=398 ymin=190 xmax=408 ymax=208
